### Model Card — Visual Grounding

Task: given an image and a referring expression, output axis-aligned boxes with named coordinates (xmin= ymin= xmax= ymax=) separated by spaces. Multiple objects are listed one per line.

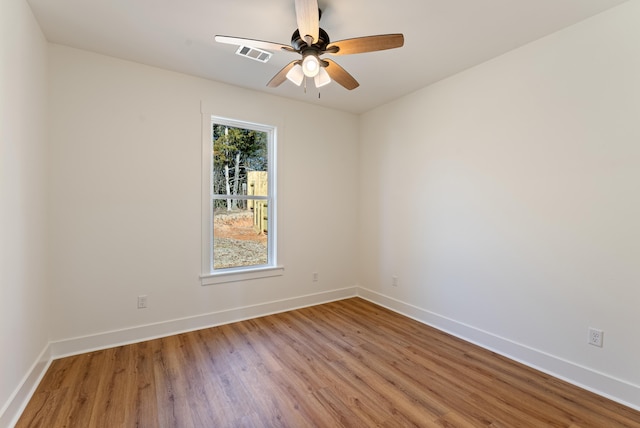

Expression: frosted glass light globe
xmin=302 ymin=54 xmax=320 ymax=77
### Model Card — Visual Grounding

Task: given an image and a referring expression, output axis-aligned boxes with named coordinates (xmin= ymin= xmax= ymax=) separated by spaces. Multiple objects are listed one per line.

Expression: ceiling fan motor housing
xmin=291 ymin=28 xmax=330 ymax=53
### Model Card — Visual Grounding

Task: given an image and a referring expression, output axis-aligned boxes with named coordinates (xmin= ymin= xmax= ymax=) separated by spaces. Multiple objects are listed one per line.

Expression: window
xmin=201 ymin=115 xmax=282 ymax=284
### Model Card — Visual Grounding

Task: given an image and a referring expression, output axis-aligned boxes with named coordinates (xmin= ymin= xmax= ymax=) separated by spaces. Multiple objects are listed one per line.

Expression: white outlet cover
xmin=138 ymin=295 xmax=148 ymax=309
xmin=588 ymin=328 xmax=603 ymax=347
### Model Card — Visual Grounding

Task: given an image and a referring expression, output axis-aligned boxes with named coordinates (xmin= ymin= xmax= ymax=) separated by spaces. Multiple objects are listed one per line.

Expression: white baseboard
xmin=50 ymin=286 xmax=358 ymax=358
xmin=0 ymin=344 xmax=52 ymax=428
xmin=1 ymin=286 xmax=357 ymax=427
xmin=6 ymin=285 xmax=636 ymax=427
xmin=356 ymin=286 xmax=640 ymax=412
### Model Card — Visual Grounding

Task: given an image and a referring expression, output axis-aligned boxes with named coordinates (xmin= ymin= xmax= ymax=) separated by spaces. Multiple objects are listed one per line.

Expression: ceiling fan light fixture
xmin=314 ymin=66 xmax=331 ymax=88
xmin=302 ymin=53 xmax=320 ymax=77
xmin=286 ymin=63 xmax=305 ymax=86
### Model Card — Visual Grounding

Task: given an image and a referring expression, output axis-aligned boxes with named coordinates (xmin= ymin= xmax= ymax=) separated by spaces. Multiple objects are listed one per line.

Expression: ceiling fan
xmin=215 ymin=0 xmax=404 ymax=91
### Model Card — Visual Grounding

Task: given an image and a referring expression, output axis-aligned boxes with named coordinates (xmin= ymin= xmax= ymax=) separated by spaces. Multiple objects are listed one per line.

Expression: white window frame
xmin=200 ymin=114 xmax=283 ymax=285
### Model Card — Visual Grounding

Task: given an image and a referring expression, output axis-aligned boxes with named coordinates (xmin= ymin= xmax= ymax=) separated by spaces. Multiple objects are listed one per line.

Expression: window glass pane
xmin=212 ymin=124 xmax=268 ymax=197
xmin=213 ymin=201 xmax=268 ymax=269
xmin=211 ymin=121 xmax=270 ymax=271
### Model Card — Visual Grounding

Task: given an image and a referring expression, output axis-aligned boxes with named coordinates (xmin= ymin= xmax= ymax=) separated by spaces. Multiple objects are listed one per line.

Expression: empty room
xmin=2 ymin=0 xmax=640 ymax=426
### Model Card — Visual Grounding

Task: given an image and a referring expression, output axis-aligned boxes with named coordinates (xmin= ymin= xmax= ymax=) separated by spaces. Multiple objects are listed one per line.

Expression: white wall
xmin=358 ymin=1 xmax=640 ymax=408
xmin=47 ymin=45 xmax=359 ymax=345
xmin=0 ymin=0 xmax=50 ymax=424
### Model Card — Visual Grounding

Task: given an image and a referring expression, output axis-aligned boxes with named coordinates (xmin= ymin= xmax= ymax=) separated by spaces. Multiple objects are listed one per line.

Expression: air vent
xmin=235 ymin=46 xmax=272 ymax=63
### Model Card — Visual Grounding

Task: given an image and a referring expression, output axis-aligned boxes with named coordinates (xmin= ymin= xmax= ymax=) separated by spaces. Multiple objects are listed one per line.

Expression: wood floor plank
xmin=152 ymin=334 xmax=198 ymax=428
xmin=129 ymin=340 xmax=158 ymax=426
xmin=86 ymin=346 xmax=126 ymax=426
xmin=55 ymin=351 xmax=106 ymax=427
xmin=16 ymin=388 xmax=69 ymax=426
xmin=16 ymin=298 xmax=640 ymax=427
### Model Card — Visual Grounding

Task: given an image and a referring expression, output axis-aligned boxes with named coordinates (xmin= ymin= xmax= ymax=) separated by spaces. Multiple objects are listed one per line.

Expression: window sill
xmin=200 ymin=265 xmax=284 ymax=286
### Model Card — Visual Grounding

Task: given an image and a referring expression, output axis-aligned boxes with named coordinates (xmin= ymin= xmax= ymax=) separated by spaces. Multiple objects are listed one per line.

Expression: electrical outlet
xmin=137 ymin=295 xmax=148 ymax=309
xmin=588 ymin=327 xmax=603 ymax=347
xmin=312 ymin=272 xmax=319 ymax=282
xmin=392 ymin=276 xmax=399 ymax=287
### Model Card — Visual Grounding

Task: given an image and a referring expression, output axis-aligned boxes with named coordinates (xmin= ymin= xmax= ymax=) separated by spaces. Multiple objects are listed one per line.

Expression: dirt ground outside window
xmin=214 ymin=211 xmax=267 ymax=269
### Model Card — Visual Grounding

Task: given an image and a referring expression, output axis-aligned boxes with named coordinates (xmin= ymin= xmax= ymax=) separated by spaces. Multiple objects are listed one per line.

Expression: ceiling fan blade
xmin=294 ymin=0 xmax=319 ymax=45
xmin=324 ymin=59 xmax=359 ymax=90
xmin=327 ymin=34 xmax=404 ymax=55
xmin=267 ymin=61 xmax=300 ymax=87
xmin=215 ymin=35 xmax=294 ymax=52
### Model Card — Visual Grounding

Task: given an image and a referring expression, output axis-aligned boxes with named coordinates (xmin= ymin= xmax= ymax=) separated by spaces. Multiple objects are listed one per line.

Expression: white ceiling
xmin=27 ymin=0 xmax=628 ymax=114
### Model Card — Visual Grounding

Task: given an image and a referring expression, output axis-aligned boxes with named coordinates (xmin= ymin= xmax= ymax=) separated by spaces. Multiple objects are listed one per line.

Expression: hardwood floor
xmin=17 ymin=298 xmax=640 ymax=427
